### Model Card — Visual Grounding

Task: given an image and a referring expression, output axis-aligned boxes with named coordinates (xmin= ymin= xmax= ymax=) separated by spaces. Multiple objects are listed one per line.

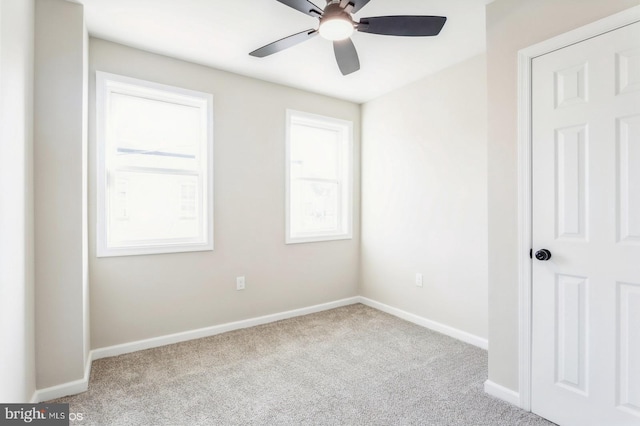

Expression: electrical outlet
xmin=236 ymin=276 xmax=245 ymax=291
xmin=415 ymin=273 xmax=423 ymax=287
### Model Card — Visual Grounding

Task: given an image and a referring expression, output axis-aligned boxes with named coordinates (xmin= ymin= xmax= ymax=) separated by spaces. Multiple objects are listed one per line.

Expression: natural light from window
xmin=96 ymin=72 xmax=213 ymax=257
xmin=286 ymin=110 xmax=353 ymax=244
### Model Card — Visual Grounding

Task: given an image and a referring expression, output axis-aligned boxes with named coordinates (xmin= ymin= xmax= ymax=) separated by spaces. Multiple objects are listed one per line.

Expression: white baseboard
xmin=32 ymin=295 xmax=490 ymax=402
xmin=92 ymin=296 xmax=360 ymax=360
xmin=484 ymin=380 xmax=520 ymax=406
xmin=32 ymin=352 xmax=93 ymax=403
xmin=32 ymin=297 xmax=359 ymax=401
xmin=358 ymin=297 xmax=489 ymax=349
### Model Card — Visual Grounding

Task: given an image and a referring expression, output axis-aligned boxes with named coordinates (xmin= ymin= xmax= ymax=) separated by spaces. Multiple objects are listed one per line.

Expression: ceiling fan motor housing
xmin=322 ymin=2 xmax=353 ymax=19
xmin=319 ymin=2 xmax=355 ymax=40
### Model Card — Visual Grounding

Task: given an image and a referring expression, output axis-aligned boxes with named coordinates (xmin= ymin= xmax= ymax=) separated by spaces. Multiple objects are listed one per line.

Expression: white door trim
xmin=516 ymin=5 xmax=640 ymax=412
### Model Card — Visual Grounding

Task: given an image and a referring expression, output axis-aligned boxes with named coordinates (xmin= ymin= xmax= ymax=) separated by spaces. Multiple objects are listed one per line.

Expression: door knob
xmin=535 ymin=249 xmax=552 ymax=261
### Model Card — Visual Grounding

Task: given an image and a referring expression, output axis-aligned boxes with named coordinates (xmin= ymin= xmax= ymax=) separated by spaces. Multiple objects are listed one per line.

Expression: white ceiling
xmin=78 ymin=0 xmax=490 ymax=104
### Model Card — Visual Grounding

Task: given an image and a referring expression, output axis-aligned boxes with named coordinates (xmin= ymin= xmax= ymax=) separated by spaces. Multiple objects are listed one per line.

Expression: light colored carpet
xmin=52 ymin=304 xmax=555 ymax=425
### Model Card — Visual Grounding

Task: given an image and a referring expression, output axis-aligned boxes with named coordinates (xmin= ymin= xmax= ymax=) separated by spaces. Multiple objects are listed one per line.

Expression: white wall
xmin=0 ymin=0 xmax=36 ymax=403
xmin=34 ymin=0 xmax=89 ymax=389
xmin=89 ymin=39 xmax=361 ymax=349
xmin=486 ymin=0 xmax=639 ymax=392
xmin=360 ymin=54 xmax=488 ymax=340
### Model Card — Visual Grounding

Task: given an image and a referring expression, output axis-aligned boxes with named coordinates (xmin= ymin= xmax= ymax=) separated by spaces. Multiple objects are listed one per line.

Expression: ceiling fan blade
xmin=358 ymin=16 xmax=447 ymax=36
xmin=333 ymin=38 xmax=360 ymax=76
xmin=250 ymin=29 xmax=318 ymax=57
xmin=276 ymin=0 xmax=323 ymax=17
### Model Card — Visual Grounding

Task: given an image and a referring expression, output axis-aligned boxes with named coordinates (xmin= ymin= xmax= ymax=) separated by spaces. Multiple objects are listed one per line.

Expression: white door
xmin=531 ymin=21 xmax=640 ymax=426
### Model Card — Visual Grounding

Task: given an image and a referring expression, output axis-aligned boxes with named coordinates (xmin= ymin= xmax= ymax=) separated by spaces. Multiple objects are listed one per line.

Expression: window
xmin=286 ymin=110 xmax=353 ymax=244
xmin=96 ymin=72 xmax=213 ymax=257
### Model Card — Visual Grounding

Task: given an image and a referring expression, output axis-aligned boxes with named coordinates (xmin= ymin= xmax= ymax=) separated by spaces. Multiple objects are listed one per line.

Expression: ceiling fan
xmin=249 ymin=0 xmax=447 ymax=76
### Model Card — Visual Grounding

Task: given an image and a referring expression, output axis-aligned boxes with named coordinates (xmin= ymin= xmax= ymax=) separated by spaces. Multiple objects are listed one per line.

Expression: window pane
xmin=290 ymin=124 xmax=340 ymax=180
xmin=285 ymin=110 xmax=352 ymax=244
xmin=108 ymin=171 xmax=201 ymax=245
xmin=97 ymin=72 xmax=213 ymax=257
xmin=291 ymin=180 xmax=339 ymax=234
xmin=110 ymin=93 xmax=201 ymax=171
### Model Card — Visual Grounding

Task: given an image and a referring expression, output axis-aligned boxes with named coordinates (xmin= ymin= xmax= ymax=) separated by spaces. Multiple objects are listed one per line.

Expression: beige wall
xmin=486 ymin=0 xmax=640 ymax=392
xmin=89 ymin=39 xmax=361 ymax=349
xmin=360 ymin=54 xmax=488 ymax=339
xmin=0 ymin=0 xmax=36 ymax=403
xmin=34 ymin=0 xmax=89 ymax=389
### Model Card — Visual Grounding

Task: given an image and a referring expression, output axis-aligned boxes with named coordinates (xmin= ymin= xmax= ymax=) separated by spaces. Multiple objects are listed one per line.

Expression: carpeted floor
xmin=51 ymin=304 xmax=555 ymax=425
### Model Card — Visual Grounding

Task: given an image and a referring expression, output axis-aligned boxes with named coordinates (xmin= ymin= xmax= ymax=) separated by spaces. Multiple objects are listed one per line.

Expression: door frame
xmin=516 ymin=5 xmax=640 ymax=412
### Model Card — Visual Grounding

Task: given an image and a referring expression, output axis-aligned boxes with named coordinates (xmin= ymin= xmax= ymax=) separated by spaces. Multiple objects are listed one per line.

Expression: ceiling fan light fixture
xmin=319 ymin=17 xmax=354 ymax=41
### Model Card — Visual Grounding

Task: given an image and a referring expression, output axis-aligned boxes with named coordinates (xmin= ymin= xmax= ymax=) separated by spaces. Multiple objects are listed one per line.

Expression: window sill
xmin=285 ymin=233 xmax=352 ymax=245
xmin=96 ymin=241 xmax=213 ymax=258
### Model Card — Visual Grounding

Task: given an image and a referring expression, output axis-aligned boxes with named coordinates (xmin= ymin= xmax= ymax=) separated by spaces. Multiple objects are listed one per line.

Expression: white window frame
xmin=96 ymin=71 xmax=214 ymax=257
xmin=285 ymin=109 xmax=353 ymax=244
